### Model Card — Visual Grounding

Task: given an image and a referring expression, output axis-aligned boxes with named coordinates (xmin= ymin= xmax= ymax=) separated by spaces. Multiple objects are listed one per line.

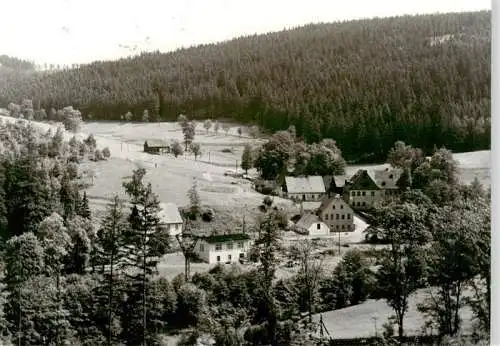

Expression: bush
xmin=102 ymin=147 xmax=111 ymax=158
xmin=94 ymin=149 xmax=104 ymax=161
xmin=201 ymin=208 xmax=215 ymax=222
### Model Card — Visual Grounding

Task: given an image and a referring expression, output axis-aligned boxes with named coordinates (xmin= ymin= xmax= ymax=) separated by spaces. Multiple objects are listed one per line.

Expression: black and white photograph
xmin=0 ymin=0 xmax=494 ymax=345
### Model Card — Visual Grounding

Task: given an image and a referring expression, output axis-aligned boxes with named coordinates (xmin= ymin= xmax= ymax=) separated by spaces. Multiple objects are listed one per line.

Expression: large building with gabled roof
xmin=345 ymin=167 xmax=403 ymax=210
xmin=283 ymin=176 xmax=326 ymax=202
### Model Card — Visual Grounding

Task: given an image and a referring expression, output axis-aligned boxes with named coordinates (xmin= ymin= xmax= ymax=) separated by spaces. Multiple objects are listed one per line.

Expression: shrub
xmin=102 ymin=147 xmax=111 ymax=158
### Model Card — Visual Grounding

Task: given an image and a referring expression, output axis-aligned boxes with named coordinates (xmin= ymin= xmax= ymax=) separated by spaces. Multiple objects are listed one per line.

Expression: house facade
xmin=158 ymin=202 xmax=183 ymax=237
xmin=345 ymin=168 xmax=402 ymax=210
xmin=284 ymin=176 xmax=326 ymax=202
xmin=294 ymin=213 xmax=330 ymax=237
xmin=317 ymin=195 xmax=355 ymax=232
xmin=144 ymin=139 xmax=170 ymax=154
xmin=195 ymin=233 xmax=252 ymax=264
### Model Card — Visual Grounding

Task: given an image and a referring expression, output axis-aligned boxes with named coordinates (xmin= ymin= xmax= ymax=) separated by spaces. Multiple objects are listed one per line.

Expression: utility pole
xmin=371 ymin=316 xmax=378 ymax=338
xmin=338 ymin=230 xmax=341 ymax=256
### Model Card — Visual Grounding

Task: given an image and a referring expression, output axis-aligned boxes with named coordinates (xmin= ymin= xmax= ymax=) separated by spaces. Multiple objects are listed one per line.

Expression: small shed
xmin=144 ymin=139 xmax=170 ymax=154
xmin=295 ymin=213 xmax=330 ymax=237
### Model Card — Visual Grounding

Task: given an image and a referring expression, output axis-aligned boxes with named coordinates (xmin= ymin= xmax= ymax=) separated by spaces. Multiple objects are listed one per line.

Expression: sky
xmin=0 ymin=0 xmax=491 ymax=66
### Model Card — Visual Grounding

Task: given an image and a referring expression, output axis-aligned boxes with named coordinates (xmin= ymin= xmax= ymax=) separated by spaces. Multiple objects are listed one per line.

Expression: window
xmin=362 ymin=191 xmax=366 ymax=196
xmin=332 ymin=205 xmax=336 ymax=209
xmin=217 ymin=256 xmax=221 ymax=262
xmin=389 ymin=174 xmax=393 ymax=179
xmin=340 ymin=204 xmax=344 ymax=209
xmin=342 ymin=225 xmax=345 ymax=229
xmin=381 ymin=181 xmax=386 ymax=187
xmin=227 ymin=242 xmax=233 ymax=250
xmin=237 ymin=241 xmax=244 ymax=248
xmin=336 ymin=214 xmax=339 ymax=220
xmin=228 ymin=255 xmax=232 ymax=261
xmin=371 ymin=191 xmax=375 ymax=196
xmin=336 ymin=225 xmax=339 ymax=230
xmin=347 ymin=214 xmax=351 ymax=219
xmin=351 ymin=191 xmax=355 ymax=196
xmin=325 ymin=214 xmax=329 ymax=220
xmin=362 ymin=201 xmax=366 ymax=206
xmin=239 ymin=253 xmax=244 ymax=259
xmin=357 ymin=191 xmax=361 ymax=196
xmin=317 ymin=223 xmax=321 ymax=230
xmin=341 ymin=214 xmax=345 ymax=220
xmin=215 ymin=244 xmax=222 ymax=251
xmin=200 ymin=244 xmax=204 ymax=252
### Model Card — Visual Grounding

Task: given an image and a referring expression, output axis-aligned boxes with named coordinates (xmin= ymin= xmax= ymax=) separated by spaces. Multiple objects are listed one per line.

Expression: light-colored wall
xmin=307 ymin=222 xmax=330 ymax=236
xmin=347 ymin=189 xmax=399 ymax=209
xmin=163 ymin=222 xmax=183 ymax=236
xmin=347 ymin=189 xmax=383 ymax=209
xmin=195 ymin=239 xmax=252 ymax=264
xmin=289 ymin=192 xmax=325 ymax=202
xmin=320 ymin=198 xmax=355 ymax=232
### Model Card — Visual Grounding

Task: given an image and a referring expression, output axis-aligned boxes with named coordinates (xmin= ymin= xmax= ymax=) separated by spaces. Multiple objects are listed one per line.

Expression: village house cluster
xmin=158 ymin=167 xmax=403 ymax=265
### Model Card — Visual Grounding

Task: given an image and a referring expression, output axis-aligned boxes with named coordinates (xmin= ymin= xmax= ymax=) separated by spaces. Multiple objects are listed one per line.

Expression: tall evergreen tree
xmin=121 ymin=168 xmax=164 ymax=345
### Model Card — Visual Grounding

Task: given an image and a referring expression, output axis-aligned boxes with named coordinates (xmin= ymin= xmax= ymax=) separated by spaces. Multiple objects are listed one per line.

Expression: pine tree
xmin=121 ymin=168 xmax=165 ymax=345
xmin=77 ymin=191 xmax=91 ymax=220
xmin=241 ymin=144 xmax=253 ymax=174
xmin=187 ymin=178 xmax=201 ymax=219
xmin=96 ymin=195 xmax=128 ymax=345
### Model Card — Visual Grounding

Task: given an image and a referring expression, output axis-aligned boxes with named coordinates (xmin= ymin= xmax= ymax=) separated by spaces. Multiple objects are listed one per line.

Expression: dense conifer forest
xmin=0 ymin=11 xmax=490 ymax=162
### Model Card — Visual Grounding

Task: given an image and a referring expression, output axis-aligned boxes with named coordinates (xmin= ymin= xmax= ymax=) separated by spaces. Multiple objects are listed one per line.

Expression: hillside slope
xmin=0 ymin=11 xmax=490 ymax=162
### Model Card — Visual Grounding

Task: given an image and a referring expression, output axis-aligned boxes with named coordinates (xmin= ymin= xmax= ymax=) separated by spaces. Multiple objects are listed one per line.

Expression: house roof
xmin=323 ymin=175 xmax=333 ymax=192
xmin=371 ymin=168 xmax=403 ymax=189
xmin=295 ymin=213 xmax=321 ymax=230
xmin=285 ymin=176 xmax=326 ymax=194
xmin=202 ymin=233 xmax=251 ymax=243
xmin=145 ymin=139 xmax=169 ymax=147
xmin=318 ymin=195 xmax=353 ymax=214
xmin=158 ymin=203 xmax=183 ymax=224
xmin=333 ymin=175 xmax=347 ymax=187
xmin=349 ymin=168 xmax=402 ymax=190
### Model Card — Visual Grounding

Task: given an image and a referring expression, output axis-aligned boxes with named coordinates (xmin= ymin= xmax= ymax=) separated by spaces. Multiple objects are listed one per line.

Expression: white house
xmin=195 ymin=233 xmax=252 ymax=264
xmin=284 ymin=176 xmax=326 ymax=202
xmin=158 ymin=203 xmax=183 ymax=237
xmin=294 ymin=213 xmax=330 ymax=237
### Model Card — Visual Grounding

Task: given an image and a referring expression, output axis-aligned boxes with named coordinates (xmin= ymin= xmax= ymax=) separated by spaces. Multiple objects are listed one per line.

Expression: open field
xmin=0 ymin=116 xmax=490 ymax=225
xmin=313 ymin=288 xmax=475 ymax=339
xmin=78 ymin=121 xmax=491 ymax=210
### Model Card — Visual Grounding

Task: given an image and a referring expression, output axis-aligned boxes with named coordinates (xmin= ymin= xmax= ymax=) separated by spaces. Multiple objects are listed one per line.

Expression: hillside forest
xmin=0 ymin=11 xmax=491 ymax=163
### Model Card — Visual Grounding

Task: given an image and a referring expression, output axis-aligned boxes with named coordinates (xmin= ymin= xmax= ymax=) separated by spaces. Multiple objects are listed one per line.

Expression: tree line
xmin=0 ymin=11 xmax=491 ymax=163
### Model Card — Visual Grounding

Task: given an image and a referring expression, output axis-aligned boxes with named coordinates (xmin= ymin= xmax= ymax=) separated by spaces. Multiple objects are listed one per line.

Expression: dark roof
xmin=202 ymin=233 xmax=250 ymax=243
xmin=349 ymin=168 xmax=403 ymax=190
xmin=145 ymin=139 xmax=169 ymax=147
xmin=323 ymin=175 xmax=333 ymax=192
